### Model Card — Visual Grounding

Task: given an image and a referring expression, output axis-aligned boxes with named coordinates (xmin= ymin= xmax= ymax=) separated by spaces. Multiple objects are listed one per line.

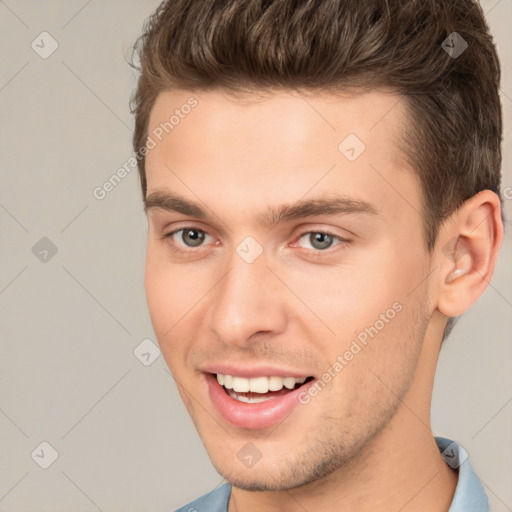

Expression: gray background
xmin=0 ymin=0 xmax=510 ymax=510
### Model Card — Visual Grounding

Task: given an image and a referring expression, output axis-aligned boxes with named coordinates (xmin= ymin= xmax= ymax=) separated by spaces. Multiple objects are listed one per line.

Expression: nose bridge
xmin=208 ymin=247 xmax=286 ymax=346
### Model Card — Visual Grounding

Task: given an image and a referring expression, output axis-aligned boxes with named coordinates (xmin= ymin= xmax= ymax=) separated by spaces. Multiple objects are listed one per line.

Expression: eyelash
xmin=161 ymin=227 xmax=351 ymax=256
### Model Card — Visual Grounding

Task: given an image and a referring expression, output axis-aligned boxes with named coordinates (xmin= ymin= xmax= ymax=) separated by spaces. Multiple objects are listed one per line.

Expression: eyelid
xmin=152 ymin=213 xmax=227 ymax=239
xmin=163 ymin=226 xmax=215 ymax=248
xmin=160 ymin=220 xmax=217 ymax=240
xmin=293 ymin=221 xmax=356 ymax=239
xmin=161 ymin=224 xmax=352 ymax=254
xmin=291 ymin=228 xmax=350 ymax=251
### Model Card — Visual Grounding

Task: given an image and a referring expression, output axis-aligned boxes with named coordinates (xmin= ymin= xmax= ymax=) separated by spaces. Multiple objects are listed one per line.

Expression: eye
xmin=297 ymin=230 xmax=346 ymax=251
xmin=167 ymin=227 xmax=214 ymax=249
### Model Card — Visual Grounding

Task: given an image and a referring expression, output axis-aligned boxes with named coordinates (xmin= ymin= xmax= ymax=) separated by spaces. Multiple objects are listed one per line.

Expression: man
xmin=130 ymin=0 xmax=503 ymax=510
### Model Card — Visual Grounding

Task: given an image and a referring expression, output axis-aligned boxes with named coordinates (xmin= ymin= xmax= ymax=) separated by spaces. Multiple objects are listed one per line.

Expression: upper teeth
xmin=216 ymin=374 xmax=307 ymax=393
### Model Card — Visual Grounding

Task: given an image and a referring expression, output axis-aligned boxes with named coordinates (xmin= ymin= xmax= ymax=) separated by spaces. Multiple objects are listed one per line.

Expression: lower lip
xmin=205 ymin=373 xmax=316 ymax=429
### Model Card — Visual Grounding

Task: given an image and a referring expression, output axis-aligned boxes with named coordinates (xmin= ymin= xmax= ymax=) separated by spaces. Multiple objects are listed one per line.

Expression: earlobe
xmin=436 ymin=190 xmax=503 ymax=318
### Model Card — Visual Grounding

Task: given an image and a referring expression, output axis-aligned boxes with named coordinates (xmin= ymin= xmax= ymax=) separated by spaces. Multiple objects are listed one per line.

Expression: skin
xmin=143 ymin=88 xmax=503 ymax=511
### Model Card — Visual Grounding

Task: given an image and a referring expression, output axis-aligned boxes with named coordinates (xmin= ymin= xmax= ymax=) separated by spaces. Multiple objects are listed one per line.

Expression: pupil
xmin=183 ymin=229 xmax=205 ymax=247
xmin=311 ymin=232 xmax=332 ymax=250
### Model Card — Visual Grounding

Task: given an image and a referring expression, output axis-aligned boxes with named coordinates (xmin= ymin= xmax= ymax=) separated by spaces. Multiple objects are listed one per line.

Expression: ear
xmin=436 ymin=190 xmax=504 ymax=318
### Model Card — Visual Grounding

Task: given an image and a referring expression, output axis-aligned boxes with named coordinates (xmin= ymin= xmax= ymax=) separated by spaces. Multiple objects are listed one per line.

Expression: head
xmin=130 ymin=0 xmax=503 ymax=492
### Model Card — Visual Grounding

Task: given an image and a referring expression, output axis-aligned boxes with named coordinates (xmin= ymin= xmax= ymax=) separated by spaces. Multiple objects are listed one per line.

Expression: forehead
xmin=144 ymin=88 xmax=419 ymax=226
xmin=147 ymin=87 xmax=408 ymax=149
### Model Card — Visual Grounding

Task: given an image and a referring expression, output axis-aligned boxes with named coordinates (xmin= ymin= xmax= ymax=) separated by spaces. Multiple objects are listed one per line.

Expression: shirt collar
xmin=435 ymin=436 xmax=490 ymax=512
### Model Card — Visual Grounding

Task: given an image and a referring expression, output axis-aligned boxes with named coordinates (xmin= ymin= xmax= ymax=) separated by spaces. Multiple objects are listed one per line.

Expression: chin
xmin=212 ymin=463 xmax=302 ymax=492
xmin=207 ymin=442 xmax=353 ymax=493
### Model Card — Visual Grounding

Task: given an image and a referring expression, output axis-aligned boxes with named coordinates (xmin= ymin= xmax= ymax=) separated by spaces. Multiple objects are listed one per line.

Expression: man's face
xmin=144 ymin=89 xmax=435 ymax=490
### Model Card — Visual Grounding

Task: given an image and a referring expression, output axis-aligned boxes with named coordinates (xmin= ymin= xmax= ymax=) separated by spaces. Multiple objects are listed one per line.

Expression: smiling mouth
xmin=215 ymin=373 xmax=315 ymax=403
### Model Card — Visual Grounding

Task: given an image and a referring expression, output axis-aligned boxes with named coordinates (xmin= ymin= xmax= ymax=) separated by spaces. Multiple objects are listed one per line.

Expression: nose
xmin=207 ymin=249 xmax=288 ymax=348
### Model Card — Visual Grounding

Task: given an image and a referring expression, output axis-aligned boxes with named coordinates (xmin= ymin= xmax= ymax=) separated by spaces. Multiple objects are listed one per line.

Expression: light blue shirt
xmin=175 ymin=437 xmax=489 ymax=511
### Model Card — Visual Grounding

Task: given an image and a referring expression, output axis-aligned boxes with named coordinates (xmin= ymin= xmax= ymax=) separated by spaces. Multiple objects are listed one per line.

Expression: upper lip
xmin=200 ymin=363 xmax=314 ymax=379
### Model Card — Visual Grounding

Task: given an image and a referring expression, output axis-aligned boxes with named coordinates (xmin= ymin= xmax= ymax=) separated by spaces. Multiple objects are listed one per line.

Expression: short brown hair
xmin=130 ymin=0 xmax=502 ymax=250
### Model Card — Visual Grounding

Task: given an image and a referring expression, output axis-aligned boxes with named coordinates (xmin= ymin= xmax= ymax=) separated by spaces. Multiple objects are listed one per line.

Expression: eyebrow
xmin=144 ymin=190 xmax=378 ymax=227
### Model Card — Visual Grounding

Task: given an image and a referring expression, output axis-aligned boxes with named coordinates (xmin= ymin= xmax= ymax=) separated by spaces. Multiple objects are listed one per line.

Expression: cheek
xmin=144 ymin=244 xmax=209 ymax=364
xmin=278 ymin=251 xmax=411 ymax=340
xmin=144 ymin=251 xmax=173 ymax=336
xmin=279 ymin=244 xmax=426 ymax=388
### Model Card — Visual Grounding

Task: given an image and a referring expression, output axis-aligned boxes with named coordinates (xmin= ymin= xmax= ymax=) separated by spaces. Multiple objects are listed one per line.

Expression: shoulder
xmin=174 ymin=483 xmax=232 ymax=512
